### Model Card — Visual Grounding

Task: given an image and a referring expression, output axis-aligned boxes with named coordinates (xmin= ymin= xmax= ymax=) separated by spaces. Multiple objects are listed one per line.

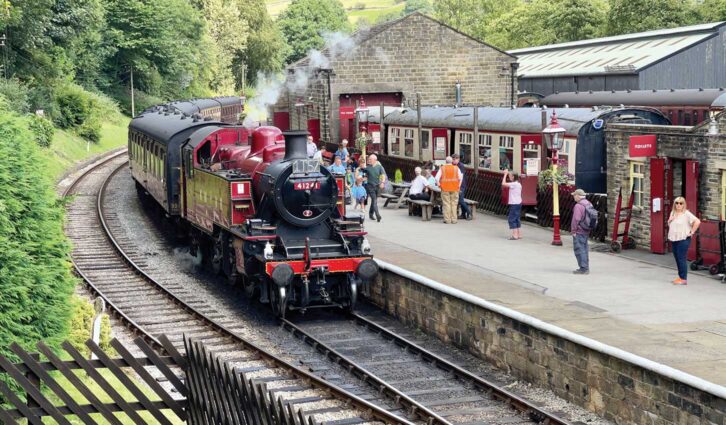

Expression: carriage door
xmin=432 ymin=128 xmax=448 ymax=163
xmin=650 ymin=157 xmax=673 ymax=254
xmin=685 ymin=160 xmax=699 ymax=260
xmin=520 ymin=134 xmax=541 ymax=206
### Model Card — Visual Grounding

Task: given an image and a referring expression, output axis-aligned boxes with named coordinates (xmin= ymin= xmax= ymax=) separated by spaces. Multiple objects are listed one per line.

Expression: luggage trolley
xmin=610 ymin=186 xmax=636 ymax=253
xmin=707 ymin=221 xmax=726 ymax=283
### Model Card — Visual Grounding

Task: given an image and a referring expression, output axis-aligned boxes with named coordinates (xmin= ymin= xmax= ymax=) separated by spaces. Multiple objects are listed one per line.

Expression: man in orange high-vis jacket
xmin=435 ymin=156 xmax=463 ymax=224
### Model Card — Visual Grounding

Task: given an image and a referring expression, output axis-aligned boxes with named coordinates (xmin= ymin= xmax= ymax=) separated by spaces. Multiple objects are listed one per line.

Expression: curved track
xmin=64 ymin=152 xmax=408 ymax=425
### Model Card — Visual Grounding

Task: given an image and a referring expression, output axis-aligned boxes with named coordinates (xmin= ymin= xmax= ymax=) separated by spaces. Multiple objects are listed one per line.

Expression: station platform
xmin=354 ymin=203 xmax=726 ymax=386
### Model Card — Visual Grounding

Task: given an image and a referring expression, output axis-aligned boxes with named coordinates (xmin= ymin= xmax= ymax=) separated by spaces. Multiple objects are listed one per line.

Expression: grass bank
xmin=40 ymin=116 xmax=130 ymax=180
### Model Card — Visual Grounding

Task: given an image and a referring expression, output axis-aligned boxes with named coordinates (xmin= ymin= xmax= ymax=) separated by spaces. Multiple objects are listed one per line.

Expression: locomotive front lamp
xmin=543 ymin=111 xmax=566 ymax=247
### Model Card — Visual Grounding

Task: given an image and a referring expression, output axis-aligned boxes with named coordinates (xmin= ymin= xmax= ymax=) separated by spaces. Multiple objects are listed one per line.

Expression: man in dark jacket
xmin=452 ymin=154 xmax=472 ymax=220
xmin=571 ymin=189 xmax=592 ymax=275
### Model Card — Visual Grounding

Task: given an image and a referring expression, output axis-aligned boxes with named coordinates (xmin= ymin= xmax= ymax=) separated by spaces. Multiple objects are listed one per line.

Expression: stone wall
xmin=367 ymin=270 xmax=726 ymax=425
xmin=605 ymin=115 xmax=726 ymax=248
xmin=277 ymin=12 xmax=516 ymax=144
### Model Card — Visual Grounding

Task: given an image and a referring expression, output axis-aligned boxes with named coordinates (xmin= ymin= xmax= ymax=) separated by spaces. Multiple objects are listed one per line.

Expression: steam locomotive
xmin=128 ymin=101 xmax=377 ymax=317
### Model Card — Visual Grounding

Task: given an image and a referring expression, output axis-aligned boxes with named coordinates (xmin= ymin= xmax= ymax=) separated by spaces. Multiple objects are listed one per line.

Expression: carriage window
xmin=498 ymin=136 xmax=514 ymax=170
xmin=421 ymin=130 xmax=430 ymax=150
xmin=478 ymin=134 xmax=493 ymax=170
xmin=684 ymin=111 xmax=691 ymax=126
xmin=678 ymin=110 xmax=684 ymax=125
xmin=630 ymin=161 xmax=645 ymax=208
xmin=693 ymin=110 xmax=700 ymax=124
xmin=522 ymin=142 xmax=541 ymax=176
xmin=458 ymin=132 xmax=473 ymax=166
xmin=434 ymin=135 xmax=447 ymax=160
xmin=404 ymin=129 xmax=414 ymax=158
xmin=391 ymin=128 xmax=401 ymax=156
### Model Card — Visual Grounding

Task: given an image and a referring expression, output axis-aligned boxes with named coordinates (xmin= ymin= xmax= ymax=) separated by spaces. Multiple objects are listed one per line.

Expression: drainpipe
xmin=510 ymin=62 xmax=519 ymax=108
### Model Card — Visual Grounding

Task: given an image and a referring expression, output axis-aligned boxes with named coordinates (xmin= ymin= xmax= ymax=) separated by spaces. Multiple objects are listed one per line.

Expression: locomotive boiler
xmin=129 ymin=103 xmax=377 ymax=316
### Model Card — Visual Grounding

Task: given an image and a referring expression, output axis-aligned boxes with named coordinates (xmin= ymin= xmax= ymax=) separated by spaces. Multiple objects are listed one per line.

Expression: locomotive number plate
xmin=292 ymin=159 xmax=320 ymax=174
xmin=293 ymin=181 xmax=321 ymax=191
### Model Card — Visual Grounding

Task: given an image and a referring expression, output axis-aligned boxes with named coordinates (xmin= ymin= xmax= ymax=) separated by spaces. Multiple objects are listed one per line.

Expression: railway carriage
xmin=371 ymin=106 xmax=670 ymax=207
xmin=129 ymin=101 xmax=376 ymax=317
xmin=531 ymin=88 xmax=726 ymax=126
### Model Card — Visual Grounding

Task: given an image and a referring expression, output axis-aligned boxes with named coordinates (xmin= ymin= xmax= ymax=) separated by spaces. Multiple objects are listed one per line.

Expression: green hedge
xmin=0 ymin=108 xmax=76 ymax=360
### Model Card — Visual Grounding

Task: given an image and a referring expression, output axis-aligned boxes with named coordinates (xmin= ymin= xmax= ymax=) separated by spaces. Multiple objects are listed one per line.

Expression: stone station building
xmin=272 ymin=12 xmax=517 ymax=147
xmin=606 ymin=113 xmax=726 ymax=257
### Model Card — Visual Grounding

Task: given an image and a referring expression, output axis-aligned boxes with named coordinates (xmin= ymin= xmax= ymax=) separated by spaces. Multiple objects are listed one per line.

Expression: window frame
xmin=477 ymin=133 xmax=493 ymax=170
xmin=630 ymin=161 xmax=645 ymax=209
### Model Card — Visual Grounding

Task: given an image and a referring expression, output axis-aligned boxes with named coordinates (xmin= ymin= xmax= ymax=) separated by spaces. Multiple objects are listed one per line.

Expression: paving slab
xmin=355 ymin=204 xmax=726 ymax=386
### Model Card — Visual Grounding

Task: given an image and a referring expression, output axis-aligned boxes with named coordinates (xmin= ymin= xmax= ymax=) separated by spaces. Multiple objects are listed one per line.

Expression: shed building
xmin=271 ymin=12 xmax=517 ymax=147
xmin=511 ymin=22 xmax=726 ymax=97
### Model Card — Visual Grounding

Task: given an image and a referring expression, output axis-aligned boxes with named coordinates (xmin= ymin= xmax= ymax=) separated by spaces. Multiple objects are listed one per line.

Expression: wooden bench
xmin=460 ymin=199 xmax=479 ymax=219
xmin=408 ymin=199 xmax=434 ymax=221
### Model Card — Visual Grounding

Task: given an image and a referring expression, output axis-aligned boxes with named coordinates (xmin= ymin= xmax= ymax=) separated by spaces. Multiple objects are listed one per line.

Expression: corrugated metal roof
xmin=542 ymin=88 xmax=726 ymax=107
xmin=510 ymin=22 xmax=725 ymax=78
xmin=372 ymin=106 xmax=632 ymax=136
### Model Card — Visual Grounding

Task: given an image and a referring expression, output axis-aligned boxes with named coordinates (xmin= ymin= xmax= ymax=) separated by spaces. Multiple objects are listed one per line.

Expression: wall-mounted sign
xmin=525 ymin=158 xmax=540 ymax=176
xmin=629 ymin=134 xmax=657 ymax=157
xmin=339 ymin=106 xmax=355 ymax=119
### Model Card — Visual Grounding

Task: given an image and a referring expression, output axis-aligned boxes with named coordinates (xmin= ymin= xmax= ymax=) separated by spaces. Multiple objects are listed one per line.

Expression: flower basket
xmin=538 ymin=164 xmax=574 ymax=190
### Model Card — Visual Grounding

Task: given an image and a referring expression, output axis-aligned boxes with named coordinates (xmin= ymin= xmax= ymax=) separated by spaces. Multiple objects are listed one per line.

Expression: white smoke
xmin=244 ymin=31 xmax=358 ymax=124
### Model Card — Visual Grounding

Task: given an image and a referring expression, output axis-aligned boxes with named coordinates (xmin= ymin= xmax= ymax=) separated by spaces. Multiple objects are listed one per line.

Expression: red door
xmin=431 ymin=128 xmax=448 ymax=160
xmin=307 ymin=119 xmax=320 ymax=143
xmin=520 ymin=134 xmax=541 ymax=206
xmin=273 ymin=112 xmax=290 ymax=131
xmin=685 ymin=160 xmax=699 ymax=260
xmin=339 ymin=106 xmax=355 ymax=144
xmin=650 ymin=158 xmax=667 ymax=254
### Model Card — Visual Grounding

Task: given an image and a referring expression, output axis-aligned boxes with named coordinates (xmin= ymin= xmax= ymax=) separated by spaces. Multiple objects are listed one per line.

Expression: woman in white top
xmin=667 ymin=196 xmax=701 ymax=285
xmin=502 ymin=170 xmax=523 ymax=240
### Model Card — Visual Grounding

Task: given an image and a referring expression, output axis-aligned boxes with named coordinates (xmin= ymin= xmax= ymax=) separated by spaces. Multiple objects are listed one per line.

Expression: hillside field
xmin=266 ymin=0 xmax=405 ymax=23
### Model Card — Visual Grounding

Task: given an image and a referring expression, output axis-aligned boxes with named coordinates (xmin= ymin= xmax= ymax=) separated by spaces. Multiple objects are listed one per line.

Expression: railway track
xmin=64 ymin=152 xmax=409 ymax=425
xmin=281 ymin=309 xmax=571 ymax=425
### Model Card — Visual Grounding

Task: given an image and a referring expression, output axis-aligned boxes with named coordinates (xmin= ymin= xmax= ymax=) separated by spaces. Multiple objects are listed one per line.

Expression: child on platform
xmin=351 ymin=177 xmax=367 ymax=210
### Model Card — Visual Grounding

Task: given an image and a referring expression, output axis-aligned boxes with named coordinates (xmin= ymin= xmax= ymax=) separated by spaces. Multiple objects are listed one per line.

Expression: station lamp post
xmin=543 ymin=111 xmax=566 ymax=246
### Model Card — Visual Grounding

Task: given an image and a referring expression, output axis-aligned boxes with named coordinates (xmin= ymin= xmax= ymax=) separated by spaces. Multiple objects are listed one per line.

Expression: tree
xmin=104 ymin=0 xmax=213 ymax=99
xmin=235 ymin=0 xmax=287 ymax=88
xmin=199 ymin=0 xmax=248 ymax=93
xmin=485 ymin=0 xmax=605 ymax=50
xmin=404 ymin=0 xmax=432 ymax=15
xmin=0 ymin=104 xmax=76 ymax=361
xmin=606 ymin=0 xmax=699 ymax=36
xmin=433 ymin=0 xmax=518 ymax=41
xmin=698 ymin=0 xmax=726 ymax=22
xmin=277 ymin=0 xmax=350 ymax=64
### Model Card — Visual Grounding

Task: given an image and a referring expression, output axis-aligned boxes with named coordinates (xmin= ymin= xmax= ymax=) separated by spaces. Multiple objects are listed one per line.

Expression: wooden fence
xmin=0 ymin=336 xmax=324 ymax=424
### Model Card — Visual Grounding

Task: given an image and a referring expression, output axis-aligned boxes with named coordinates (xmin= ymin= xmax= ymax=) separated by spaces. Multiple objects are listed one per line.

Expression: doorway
xmin=649 ymin=157 xmax=699 ymax=256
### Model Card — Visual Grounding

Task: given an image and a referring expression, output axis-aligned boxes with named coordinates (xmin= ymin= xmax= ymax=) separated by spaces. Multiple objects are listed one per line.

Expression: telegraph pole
xmin=130 ymin=65 xmax=135 ymax=117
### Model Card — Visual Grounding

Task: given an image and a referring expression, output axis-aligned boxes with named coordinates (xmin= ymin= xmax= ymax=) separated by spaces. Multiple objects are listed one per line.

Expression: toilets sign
xmin=629 ymin=135 xmax=657 ymax=157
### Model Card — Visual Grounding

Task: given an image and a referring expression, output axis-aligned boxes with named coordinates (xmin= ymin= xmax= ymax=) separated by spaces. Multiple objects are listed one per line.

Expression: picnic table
xmin=382 ymin=182 xmax=411 ymax=209
xmin=407 ymin=186 xmax=478 ymax=221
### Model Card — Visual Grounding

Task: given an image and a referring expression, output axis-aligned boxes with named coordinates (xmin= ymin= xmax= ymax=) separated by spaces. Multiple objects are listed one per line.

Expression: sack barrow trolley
xmin=610 ymin=186 xmax=636 ymax=253
xmin=712 ymin=221 xmax=726 ymax=283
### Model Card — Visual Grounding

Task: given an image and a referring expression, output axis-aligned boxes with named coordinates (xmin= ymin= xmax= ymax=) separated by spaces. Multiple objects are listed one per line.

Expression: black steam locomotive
xmin=129 ymin=103 xmax=377 ymax=317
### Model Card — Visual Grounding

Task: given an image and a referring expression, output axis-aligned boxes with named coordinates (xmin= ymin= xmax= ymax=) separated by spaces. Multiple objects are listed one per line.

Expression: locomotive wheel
xmin=610 ymin=241 xmax=622 ymax=253
xmin=269 ymin=284 xmax=288 ymax=318
xmin=344 ymin=277 xmax=358 ymax=314
xmin=211 ymin=234 xmax=224 ymax=276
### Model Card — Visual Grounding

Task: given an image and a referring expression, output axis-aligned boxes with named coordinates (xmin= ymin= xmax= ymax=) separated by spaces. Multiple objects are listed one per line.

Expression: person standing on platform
xmin=351 ymin=177 xmax=367 ymax=211
xmin=667 ymin=196 xmax=701 ymax=285
xmin=502 ymin=170 xmax=522 ymax=240
xmin=452 ymin=154 xmax=472 ymax=220
xmin=571 ymin=189 xmax=593 ymax=275
xmin=436 ymin=156 xmax=463 ymax=224
xmin=364 ymin=154 xmax=387 ymax=222
xmin=306 ymin=135 xmax=318 ymax=158
xmin=409 ymin=167 xmax=431 ymax=201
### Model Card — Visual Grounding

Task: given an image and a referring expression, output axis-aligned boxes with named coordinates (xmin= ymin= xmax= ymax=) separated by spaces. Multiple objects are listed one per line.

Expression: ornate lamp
xmin=543 ymin=111 xmax=566 ymax=246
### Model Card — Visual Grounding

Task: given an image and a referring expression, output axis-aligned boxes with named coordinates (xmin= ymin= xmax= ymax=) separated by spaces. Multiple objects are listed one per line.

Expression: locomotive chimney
xmin=283 ymin=130 xmax=310 ymax=161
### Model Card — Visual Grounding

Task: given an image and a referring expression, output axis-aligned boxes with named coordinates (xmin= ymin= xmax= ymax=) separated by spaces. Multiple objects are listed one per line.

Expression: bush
xmin=0 ymin=109 xmax=76 ymax=360
xmin=354 ymin=2 xmax=366 ymax=9
xmin=68 ymin=296 xmax=114 ymax=357
xmin=53 ymin=82 xmax=96 ymax=129
xmin=28 ymin=115 xmax=55 ymax=148
xmin=109 ymin=85 xmax=165 ymax=116
xmin=0 ymin=79 xmax=30 ymax=114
